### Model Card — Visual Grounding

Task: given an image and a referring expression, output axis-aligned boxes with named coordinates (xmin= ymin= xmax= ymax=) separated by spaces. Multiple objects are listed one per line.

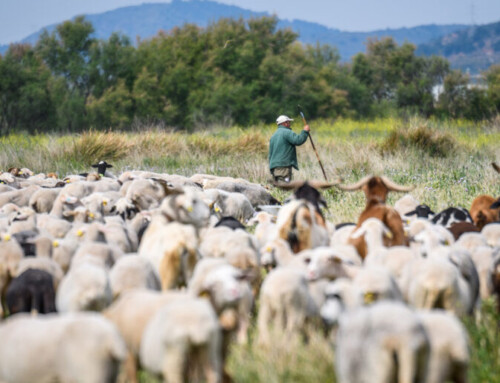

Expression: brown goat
xmin=337 ymin=175 xmax=414 ymax=259
xmin=448 ymin=221 xmax=480 ymax=240
xmin=470 ymin=195 xmax=500 ymax=230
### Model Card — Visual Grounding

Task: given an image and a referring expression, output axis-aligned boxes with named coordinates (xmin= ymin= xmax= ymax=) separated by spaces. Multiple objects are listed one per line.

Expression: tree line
xmin=0 ymin=16 xmax=499 ymax=134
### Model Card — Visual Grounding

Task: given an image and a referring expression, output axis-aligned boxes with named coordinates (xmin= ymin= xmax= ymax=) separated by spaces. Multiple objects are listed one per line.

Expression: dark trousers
xmin=271 ymin=166 xmax=292 ymax=183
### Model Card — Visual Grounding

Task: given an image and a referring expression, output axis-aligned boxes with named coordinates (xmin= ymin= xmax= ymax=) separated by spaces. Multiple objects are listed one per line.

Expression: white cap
xmin=276 ymin=115 xmax=293 ymax=125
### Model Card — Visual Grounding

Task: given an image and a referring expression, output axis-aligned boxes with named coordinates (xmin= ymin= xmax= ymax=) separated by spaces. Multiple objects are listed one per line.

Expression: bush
xmin=58 ymin=130 xmax=133 ymax=166
xmin=379 ymin=123 xmax=457 ymax=157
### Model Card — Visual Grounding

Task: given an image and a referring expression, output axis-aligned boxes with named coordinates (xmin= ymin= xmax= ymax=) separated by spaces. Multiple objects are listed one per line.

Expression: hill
xmin=0 ymin=0 xmax=466 ymax=61
xmin=417 ymin=21 xmax=500 ymax=74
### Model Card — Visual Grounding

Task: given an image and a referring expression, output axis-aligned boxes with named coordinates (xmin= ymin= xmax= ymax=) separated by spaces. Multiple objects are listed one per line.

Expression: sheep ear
xmin=91 ymin=164 xmax=98 ymax=168
xmin=106 ymin=164 xmax=113 ymax=168
xmin=405 ymin=209 xmax=417 ymax=216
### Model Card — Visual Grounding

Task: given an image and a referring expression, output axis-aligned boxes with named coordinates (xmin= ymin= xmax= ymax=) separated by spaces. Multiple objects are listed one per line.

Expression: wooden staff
xmin=298 ymin=107 xmax=328 ymax=181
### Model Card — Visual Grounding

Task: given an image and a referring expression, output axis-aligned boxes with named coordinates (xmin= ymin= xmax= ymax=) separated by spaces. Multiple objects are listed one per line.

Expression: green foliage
xmin=0 ymin=16 xmax=498 ymax=133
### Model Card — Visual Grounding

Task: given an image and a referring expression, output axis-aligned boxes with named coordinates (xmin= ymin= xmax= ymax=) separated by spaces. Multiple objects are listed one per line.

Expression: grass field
xmin=1 ymin=116 xmax=500 ymax=382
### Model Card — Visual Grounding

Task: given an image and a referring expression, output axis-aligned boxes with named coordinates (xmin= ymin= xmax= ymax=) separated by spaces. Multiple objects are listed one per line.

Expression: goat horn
xmin=380 ymin=176 xmax=414 ymax=192
xmin=335 ymin=175 xmax=373 ymax=191
xmin=271 ymin=180 xmax=308 ymax=190
xmin=308 ymin=179 xmax=343 ymax=189
xmin=492 ymin=162 xmax=500 ymax=173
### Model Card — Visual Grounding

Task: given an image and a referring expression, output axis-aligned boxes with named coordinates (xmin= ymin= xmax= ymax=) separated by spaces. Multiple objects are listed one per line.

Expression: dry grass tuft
xmin=58 ymin=130 xmax=133 ymax=165
xmin=380 ymin=124 xmax=457 ymax=158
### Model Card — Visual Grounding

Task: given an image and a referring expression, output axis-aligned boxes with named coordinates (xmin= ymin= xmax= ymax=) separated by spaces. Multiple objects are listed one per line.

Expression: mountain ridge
xmin=0 ymin=0 xmax=474 ymax=63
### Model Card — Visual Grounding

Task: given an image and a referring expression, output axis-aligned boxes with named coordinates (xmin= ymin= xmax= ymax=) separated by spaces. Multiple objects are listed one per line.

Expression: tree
xmin=0 ymin=44 xmax=54 ymax=133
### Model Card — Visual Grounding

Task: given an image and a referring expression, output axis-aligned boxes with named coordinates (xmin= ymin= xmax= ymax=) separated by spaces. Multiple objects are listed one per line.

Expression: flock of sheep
xmin=0 ymin=159 xmax=498 ymax=383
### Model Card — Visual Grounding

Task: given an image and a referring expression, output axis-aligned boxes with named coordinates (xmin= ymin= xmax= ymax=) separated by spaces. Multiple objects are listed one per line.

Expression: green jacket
xmin=268 ymin=125 xmax=309 ymax=170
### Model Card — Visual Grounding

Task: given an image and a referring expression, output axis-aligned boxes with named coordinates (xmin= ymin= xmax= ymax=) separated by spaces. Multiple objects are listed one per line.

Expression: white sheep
xmin=28 ymin=187 xmax=61 ymax=213
xmin=100 ymin=220 xmax=138 ymax=253
xmin=71 ymin=241 xmax=125 ymax=269
xmin=352 ymin=265 xmax=404 ymax=304
xmin=336 ymin=301 xmax=429 ymax=383
xmin=36 ymin=213 xmax=73 ymax=238
xmin=400 ymin=257 xmax=469 ymax=316
xmin=305 ymin=246 xmax=361 ymax=281
xmin=257 ymin=266 xmax=317 ymax=346
xmin=189 ymin=258 xmax=253 ymax=343
xmin=417 ymin=310 xmax=469 ymax=383
xmin=140 ymin=297 xmax=222 ymax=383
xmin=467 ymin=245 xmax=495 ymax=300
xmin=104 ymin=289 xmax=190 ymax=381
xmin=203 ymin=188 xmax=255 ymax=224
xmin=199 ymin=226 xmax=260 ymax=289
xmin=109 ymin=255 xmax=161 ymax=299
xmin=51 ymin=237 xmax=80 ymax=273
xmin=138 ymin=218 xmax=199 ymax=290
xmin=0 ymin=234 xmax=24 ymax=315
xmin=431 ymin=245 xmax=480 ymax=314
xmin=481 ymin=222 xmax=500 ymax=247
xmin=56 ymin=261 xmax=113 ymax=312
xmin=455 ymin=232 xmax=488 ymax=252
xmin=330 ymin=223 xmax=356 ymax=246
xmin=348 ymin=217 xmax=391 ymax=256
xmin=0 ymin=312 xmax=127 ymax=383
xmin=260 ymin=238 xmax=294 ymax=270
xmin=364 ymin=246 xmax=419 ymax=283
xmin=0 ymin=184 xmax=40 ymax=208
xmin=125 ymin=178 xmax=176 ymax=211
xmin=320 ymin=278 xmax=363 ymax=331
xmin=394 ymin=194 xmax=420 ymax=218
xmin=159 ymin=187 xmax=211 ymax=228
xmin=248 ymin=211 xmax=277 ymax=248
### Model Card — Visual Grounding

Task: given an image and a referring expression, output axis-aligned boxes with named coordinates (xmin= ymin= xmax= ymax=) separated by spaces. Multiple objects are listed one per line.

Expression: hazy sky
xmin=1 ymin=0 xmax=499 ymax=45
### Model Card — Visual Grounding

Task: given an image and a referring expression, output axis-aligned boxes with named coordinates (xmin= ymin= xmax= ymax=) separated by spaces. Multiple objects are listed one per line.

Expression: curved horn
xmin=380 ymin=176 xmax=414 ymax=192
xmin=272 ymin=180 xmax=307 ymax=190
xmin=335 ymin=175 xmax=373 ymax=191
xmin=492 ymin=162 xmax=500 ymax=174
xmin=308 ymin=178 xmax=343 ymax=189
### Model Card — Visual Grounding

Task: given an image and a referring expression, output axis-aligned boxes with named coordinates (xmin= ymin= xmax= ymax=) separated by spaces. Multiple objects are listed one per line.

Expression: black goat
xmin=6 ymin=269 xmax=56 ymax=315
xmin=405 ymin=204 xmax=435 ymax=220
xmin=215 ymin=216 xmax=246 ymax=231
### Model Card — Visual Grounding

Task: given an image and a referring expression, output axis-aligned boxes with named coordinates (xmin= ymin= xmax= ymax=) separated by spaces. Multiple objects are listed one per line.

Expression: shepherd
xmin=269 ymin=115 xmax=310 ymax=183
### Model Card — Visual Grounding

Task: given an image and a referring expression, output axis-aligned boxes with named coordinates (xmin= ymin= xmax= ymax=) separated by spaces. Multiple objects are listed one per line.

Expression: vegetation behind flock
xmin=0 ymin=117 xmax=499 ymax=381
xmin=1 ymin=15 xmax=500 ymax=135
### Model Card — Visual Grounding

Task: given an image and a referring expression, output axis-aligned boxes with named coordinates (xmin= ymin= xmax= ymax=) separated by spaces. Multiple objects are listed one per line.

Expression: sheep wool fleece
xmin=268 ymin=125 xmax=309 ymax=171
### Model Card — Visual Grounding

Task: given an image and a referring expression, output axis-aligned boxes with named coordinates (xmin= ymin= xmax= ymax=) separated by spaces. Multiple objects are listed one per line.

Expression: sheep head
xmin=337 ymin=175 xmax=414 ymax=203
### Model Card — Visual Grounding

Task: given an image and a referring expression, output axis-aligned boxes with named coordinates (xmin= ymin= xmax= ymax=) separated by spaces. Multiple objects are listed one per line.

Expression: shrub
xmin=57 ymin=130 xmax=133 ymax=165
xmin=380 ymin=123 xmax=457 ymax=157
